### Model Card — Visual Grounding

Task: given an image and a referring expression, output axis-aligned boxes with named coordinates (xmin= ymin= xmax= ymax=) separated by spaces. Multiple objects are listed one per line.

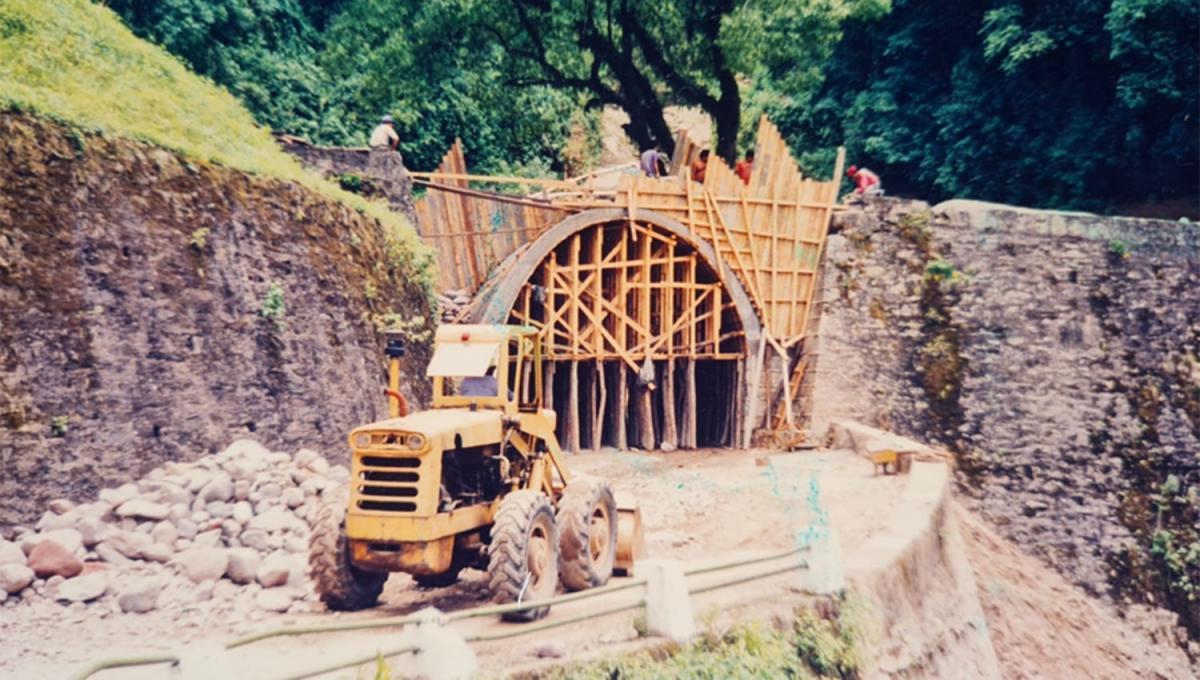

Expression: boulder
xmin=77 ymin=517 xmax=110 ymax=548
xmin=93 ymin=543 xmax=131 ymax=565
xmin=222 ymin=439 xmax=272 ymax=464
xmin=0 ymin=564 xmax=35 ymax=594
xmin=37 ymin=509 xmax=80 ymax=532
xmin=198 ymin=473 xmax=235 ymax=504
xmin=225 ymin=548 xmax=260 ymax=585
xmin=151 ymin=521 xmax=178 ymax=546
xmin=47 ymin=498 xmax=76 ymax=515
xmin=0 ymin=540 xmax=26 ymax=566
xmin=193 ymin=580 xmax=216 ymax=602
xmin=56 ymin=572 xmax=109 ymax=602
xmin=99 ymin=483 xmax=139 ymax=506
xmin=140 ymin=542 xmax=174 ymax=563
xmin=327 ymin=465 xmax=350 ymax=483
xmin=233 ymin=480 xmax=252 ymax=502
xmin=257 ymin=482 xmax=282 ymax=499
xmin=305 ymin=458 xmax=330 ymax=476
xmin=240 ymin=529 xmax=269 ymax=552
xmin=117 ymin=579 xmax=163 ymax=613
xmin=283 ymin=536 xmax=307 ymax=554
xmin=293 ymin=449 xmax=319 ymax=469
xmin=176 ymin=548 xmax=229 ymax=584
xmin=282 ymin=488 xmax=305 ymax=509
xmin=175 ymin=519 xmax=199 ymax=541
xmin=193 ymin=529 xmax=223 ymax=548
xmin=116 ymin=499 xmax=171 ymax=521
xmin=109 ymin=531 xmax=152 ymax=559
xmin=255 ymin=553 xmax=295 ymax=588
xmin=247 ymin=509 xmax=295 ymax=534
xmin=27 ymin=540 xmax=83 ymax=578
xmin=206 ymin=501 xmax=234 ymax=519
xmin=232 ymin=502 xmax=254 ymax=525
xmin=255 ymin=588 xmax=296 ymax=612
xmin=25 ymin=529 xmax=84 ymax=556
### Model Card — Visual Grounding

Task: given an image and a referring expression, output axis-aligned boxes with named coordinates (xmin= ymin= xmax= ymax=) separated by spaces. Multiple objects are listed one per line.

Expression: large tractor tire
xmin=487 ymin=490 xmax=559 ymax=622
xmin=556 ymin=476 xmax=618 ymax=591
xmin=309 ymin=491 xmax=387 ymax=611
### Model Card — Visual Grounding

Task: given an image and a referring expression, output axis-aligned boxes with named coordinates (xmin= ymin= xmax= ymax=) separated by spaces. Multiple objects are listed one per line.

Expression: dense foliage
xmin=770 ymin=0 xmax=1199 ymax=213
xmin=104 ymin=0 xmax=1197 ymax=210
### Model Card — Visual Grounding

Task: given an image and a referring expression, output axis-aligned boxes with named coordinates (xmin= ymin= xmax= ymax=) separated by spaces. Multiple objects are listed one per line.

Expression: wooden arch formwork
xmin=414 ymin=117 xmax=843 ymax=451
xmin=470 ymin=209 xmax=762 ymax=453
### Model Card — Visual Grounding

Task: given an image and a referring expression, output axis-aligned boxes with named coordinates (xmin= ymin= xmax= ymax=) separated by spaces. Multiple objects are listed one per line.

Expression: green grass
xmin=0 ymin=0 xmax=430 ymax=286
xmin=538 ymin=604 xmax=863 ymax=680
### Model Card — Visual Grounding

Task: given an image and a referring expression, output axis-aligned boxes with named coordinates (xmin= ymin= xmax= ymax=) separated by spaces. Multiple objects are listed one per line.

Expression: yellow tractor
xmin=310 ymin=324 xmax=642 ymax=620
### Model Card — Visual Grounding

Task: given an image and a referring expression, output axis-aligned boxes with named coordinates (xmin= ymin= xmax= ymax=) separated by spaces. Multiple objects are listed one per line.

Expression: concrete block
xmin=799 ymin=528 xmax=845 ymax=595
xmin=642 ymin=559 xmax=696 ymax=643
xmin=404 ymin=607 xmax=476 ymax=680
xmin=176 ymin=641 xmax=238 ymax=680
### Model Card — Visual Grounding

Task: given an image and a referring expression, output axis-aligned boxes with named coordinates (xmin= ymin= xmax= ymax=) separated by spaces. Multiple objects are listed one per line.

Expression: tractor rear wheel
xmin=556 ymin=476 xmax=618 ymax=591
xmin=487 ymin=490 xmax=559 ymax=622
xmin=309 ymin=491 xmax=387 ymax=611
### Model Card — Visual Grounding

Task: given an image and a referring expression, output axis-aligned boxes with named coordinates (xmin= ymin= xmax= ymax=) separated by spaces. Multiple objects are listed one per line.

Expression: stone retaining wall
xmin=809 ymin=198 xmax=1200 ymax=635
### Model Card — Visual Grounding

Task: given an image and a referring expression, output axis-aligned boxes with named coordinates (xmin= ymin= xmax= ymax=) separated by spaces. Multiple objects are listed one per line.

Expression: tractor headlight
xmin=353 ymin=433 xmax=371 ymax=449
xmin=404 ymin=434 xmax=426 ymax=450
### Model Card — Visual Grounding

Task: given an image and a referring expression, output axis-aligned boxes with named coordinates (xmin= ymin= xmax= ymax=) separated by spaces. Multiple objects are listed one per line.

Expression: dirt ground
xmin=6 ymin=448 xmax=1192 ymax=679
xmin=4 ymin=447 xmax=905 ymax=679
xmin=957 ymin=505 xmax=1197 ymax=680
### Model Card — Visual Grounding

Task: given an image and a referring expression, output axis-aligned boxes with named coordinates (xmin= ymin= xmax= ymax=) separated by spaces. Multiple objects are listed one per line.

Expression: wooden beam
xmin=568 ymin=359 xmax=582 ymax=453
xmin=593 ymin=360 xmax=606 ymax=452
xmin=615 ymin=363 xmax=628 ymax=450
xmin=661 ymin=358 xmax=678 ymax=450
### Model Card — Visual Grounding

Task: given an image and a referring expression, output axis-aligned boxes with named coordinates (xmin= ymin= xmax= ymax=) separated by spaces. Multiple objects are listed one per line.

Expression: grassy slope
xmin=0 ymin=0 xmax=431 ymax=288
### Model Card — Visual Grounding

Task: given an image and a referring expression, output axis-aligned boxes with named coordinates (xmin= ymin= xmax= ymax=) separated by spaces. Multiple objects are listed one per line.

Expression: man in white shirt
xmin=369 ymin=114 xmax=399 ymax=149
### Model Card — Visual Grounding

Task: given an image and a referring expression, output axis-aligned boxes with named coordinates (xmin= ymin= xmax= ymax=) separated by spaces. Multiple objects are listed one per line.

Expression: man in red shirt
xmin=846 ymin=165 xmax=882 ymax=196
xmin=734 ymin=149 xmax=754 ymax=184
xmin=690 ymin=149 xmax=710 ymax=183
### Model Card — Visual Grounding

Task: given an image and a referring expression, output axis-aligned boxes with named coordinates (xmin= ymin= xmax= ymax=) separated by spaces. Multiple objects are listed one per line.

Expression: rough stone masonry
xmin=810 ymin=198 xmax=1200 ymax=636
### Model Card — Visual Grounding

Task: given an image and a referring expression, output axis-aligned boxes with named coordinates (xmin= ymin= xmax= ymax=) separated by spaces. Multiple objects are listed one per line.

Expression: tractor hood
xmin=352 ymin=408 xmax=503 ymax=451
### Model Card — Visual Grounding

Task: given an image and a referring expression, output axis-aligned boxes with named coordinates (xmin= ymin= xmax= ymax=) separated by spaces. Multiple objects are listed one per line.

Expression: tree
xmin=774 ymin=0 xmax=1199 ymax=213
xmin=451 ymin=0 xmax=887 ymax=163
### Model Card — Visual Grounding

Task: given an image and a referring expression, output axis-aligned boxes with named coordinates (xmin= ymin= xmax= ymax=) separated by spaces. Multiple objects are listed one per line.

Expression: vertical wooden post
xmin=544 ymin=360 xmax=557 ymax=439
xmin=661 ymin=358 xmax=678 ymax=450
xmin=615 ymin=363 xmax=628 ymax=450
xmin=592 ymin=360 xmax=606 ymax=452
xmin=567 ymin=360 xmax=581 ymax=454
xmin=637 ymin=384 xmax=655 ymax=451
xmin=684 ymin=358 xmax=697 ymax=449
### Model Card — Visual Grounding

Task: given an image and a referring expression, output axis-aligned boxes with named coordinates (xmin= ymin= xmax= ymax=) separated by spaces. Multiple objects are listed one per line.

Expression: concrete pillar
xmin=641 ymin=559 xmax=696 ymax=643
xmin=406 ymin=607 xmax=477 ymax=680
xmin=799 ymin=528 xmax=845 ymax=595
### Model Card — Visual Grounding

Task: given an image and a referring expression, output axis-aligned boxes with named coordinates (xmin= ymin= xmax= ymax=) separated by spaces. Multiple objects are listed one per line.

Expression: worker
xmin=846 ymin=165 xmax=883 ymax=197
xmin=735 ymin=149 xmax=754 ymax=184
xmin=369 ymin=114 xmax=399 ymax=150
xmin=640 ymin=147 xmax=668 ymax=178
xmin=690 ymin=149 xmax=710 ymax=183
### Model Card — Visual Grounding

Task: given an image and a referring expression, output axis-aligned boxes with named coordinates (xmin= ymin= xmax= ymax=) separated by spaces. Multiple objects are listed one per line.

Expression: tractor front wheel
xmin=557 ymin=476 xmax=618 ymax=591
xmin=487 ymin=490 xmax=559 ymax=622
xmin=309 ymin=491 xmax=387 ymax=611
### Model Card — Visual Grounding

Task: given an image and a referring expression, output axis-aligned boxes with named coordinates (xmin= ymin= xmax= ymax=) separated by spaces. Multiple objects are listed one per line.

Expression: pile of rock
xmin=0 ymin=440 xmax=345 ymax=616
xmin=436 ymin=289 xmax=470 ymax=322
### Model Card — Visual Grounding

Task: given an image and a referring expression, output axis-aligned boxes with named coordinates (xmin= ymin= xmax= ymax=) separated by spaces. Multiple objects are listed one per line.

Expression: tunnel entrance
xmin=480 ymin=212 xmax=757 ymax=452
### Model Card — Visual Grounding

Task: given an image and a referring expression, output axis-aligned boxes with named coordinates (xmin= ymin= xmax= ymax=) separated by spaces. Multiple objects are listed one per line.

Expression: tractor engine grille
xmin=356 ymin=455 xmax=422 ymax=513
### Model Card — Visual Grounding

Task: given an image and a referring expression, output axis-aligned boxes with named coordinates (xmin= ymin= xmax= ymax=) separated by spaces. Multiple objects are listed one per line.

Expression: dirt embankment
xmin=0 ymin=113 xmax=433 ymax=524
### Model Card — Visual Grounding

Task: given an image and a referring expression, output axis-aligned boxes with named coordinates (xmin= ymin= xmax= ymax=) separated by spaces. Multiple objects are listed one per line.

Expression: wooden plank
xmin=615 ymin=363 xmax=628 ymax=450
xmin=662 ymin=357 xmax=677 ymax=449
xmin=568 ymin=359 xmax=580 ymax=453
xmin=593 ymin=359 xmax=606 ymax=452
